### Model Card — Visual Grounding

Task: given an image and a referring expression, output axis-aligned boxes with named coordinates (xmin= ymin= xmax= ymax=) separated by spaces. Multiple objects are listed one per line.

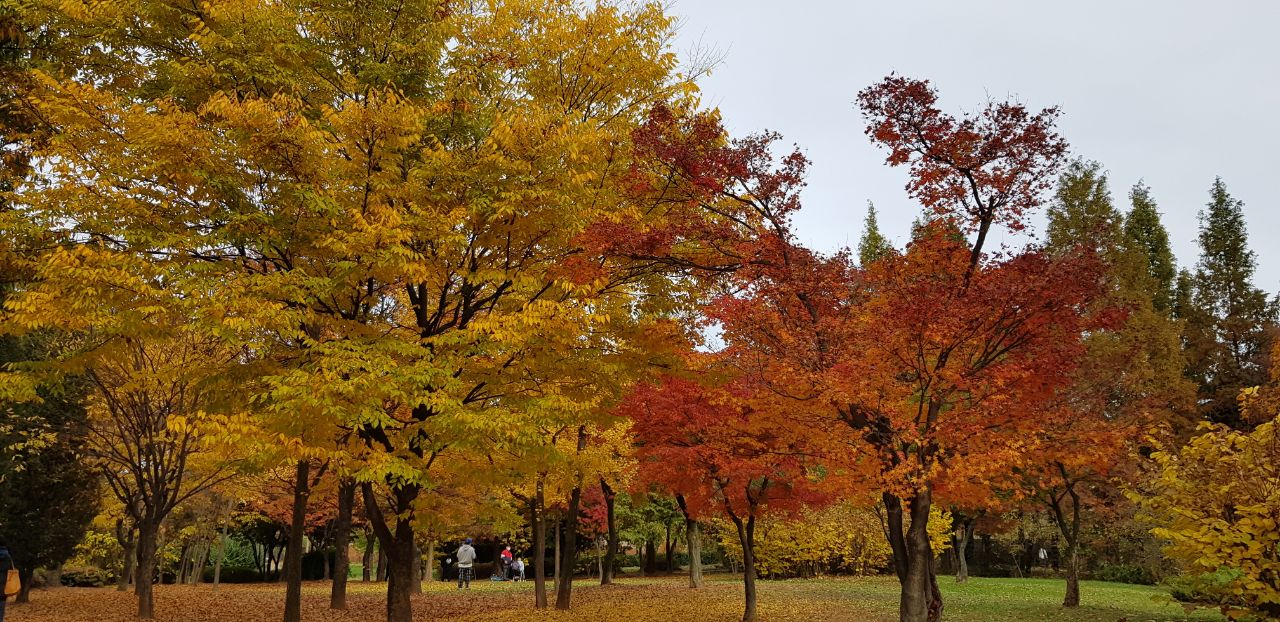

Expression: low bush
xmin=60 ymin=566 xmax=114 ymax=587
xmin=201 ymin=566 xmax=265 ymax=583
xmin=1093 ymin=563 xmax=1157 ymax=585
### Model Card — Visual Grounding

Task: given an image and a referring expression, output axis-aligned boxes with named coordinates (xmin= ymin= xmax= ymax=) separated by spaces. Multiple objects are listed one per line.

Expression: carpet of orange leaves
xmin=8 ymin=578 xmax=799 ymax=622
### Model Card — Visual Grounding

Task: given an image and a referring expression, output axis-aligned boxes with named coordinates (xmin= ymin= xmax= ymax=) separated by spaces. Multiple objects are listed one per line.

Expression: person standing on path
xmin=0 ymin=539 xmax=15 ymax=622
xmin=454 ymin=538 xmax=476 ymax=589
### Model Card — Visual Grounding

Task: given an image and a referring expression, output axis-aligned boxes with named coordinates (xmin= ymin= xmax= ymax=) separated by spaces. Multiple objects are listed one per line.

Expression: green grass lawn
xmin=739 ymin=575 xmax=1225 ymax=622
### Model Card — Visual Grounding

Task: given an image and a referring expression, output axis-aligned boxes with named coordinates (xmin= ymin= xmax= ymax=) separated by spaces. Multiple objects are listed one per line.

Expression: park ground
xmin=6 ymin=576 xmax=1225 ymax=622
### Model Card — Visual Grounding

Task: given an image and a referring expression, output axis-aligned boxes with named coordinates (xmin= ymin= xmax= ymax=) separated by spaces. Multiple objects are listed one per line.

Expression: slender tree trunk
xmin=533 ymin=479 xmax=548 ymax=609
xmin=117 ymin=522 xmax=136 ymax=592
xmin=555 ymin=481 xmax=583 ymax=609
xmin=135 ymin=520 xmax=159 ymax=619
xmin=283 ymin=460 xmax=311 ymax=622
xmin=377 ymin=548 xmax=388 ymax=582
xmin=677 ymin=495 xmax=703 ymax=588
xmin=600 ymin=479 xmax=617 ymax=585
xmin=732 ymin=515 xmax=758 ymax=622
xmin=644 ymin=540 xmax=656 ymax=576
xmin=664 ymin=522 xmax=673 ymax=573
xmin=362 ymin=528 xmax=374 ymax=582
xmin=330 ymin=479 xmax=355 ymax=609
xmin=553 ymin=517 xmax=561 ymax=588
xmin=425 ymin=539 xmax=435 ymax=583
xmin=213 ymin=524 xmax=227 ymax=591
xmin=955 ymin=518 xmax=973 ymax=583
xmin=411 ymin=541 xmax=422 ymax=594
xmin=1048 ymin=471 xmax=1084 ymax=608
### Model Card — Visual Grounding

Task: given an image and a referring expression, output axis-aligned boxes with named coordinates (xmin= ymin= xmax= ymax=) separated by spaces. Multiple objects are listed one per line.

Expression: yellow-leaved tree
xmin=5 ymin=2 xmax=723 ymax=622
xmin=1137 ymin=348 xmax=1280 ymax=620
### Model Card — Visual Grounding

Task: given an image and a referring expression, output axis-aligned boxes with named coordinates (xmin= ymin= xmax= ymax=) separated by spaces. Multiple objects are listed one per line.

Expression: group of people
xmin=450 ymin=539 xmax=524 ymax=589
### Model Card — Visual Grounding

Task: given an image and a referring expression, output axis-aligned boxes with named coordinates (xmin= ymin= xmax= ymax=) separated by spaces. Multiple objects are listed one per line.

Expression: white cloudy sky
xmin=671 ymin=0 xmax=1280 ymax=290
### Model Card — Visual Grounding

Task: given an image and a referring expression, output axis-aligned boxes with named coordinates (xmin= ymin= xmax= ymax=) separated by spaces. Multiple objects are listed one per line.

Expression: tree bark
xmin=362 ymin=528 xmax=374 ymax=582
xmin=213 ymin=524 xmax=227 ymax=591
xmin=135 ymin=521 xmax=159 ymax=619
xmin=424 ymin=539 xmax=435 ymax=583
xmin=16 ymin=566 xmax=33 ymax=603
xmin=677 ymin=495 xmax=704 ymax=588
xmin=553 ymin=517 xmax=561 ymax=588
xmin=897 ymin=488 xmax=942 ymax=622
xmin=731 ymin=515 xmax=758 ymax=622
xmin=377 ymin=547 xmax=388 ymax=582
xmin=664 ymin=522 xmax=673 ymax=573
xmin=283 ymin=460 xmax=311 ymax=622
xmin=600 ymin=479 xmax=617 ymax=585
xmin=117 ymin=521 xmax=136 ymax=592
xmin=686 ymin=519 xmax=704 ymax=588
xmin=362 ymin=482 xmax=419 ymax=622
xmin=1047 ymin=467 xmax=1084 ymax=608
xmin=555 ymin=479 xmax=583 ymax=609
xmin=330 ymin=479 xmax=355 ymax=609
xmin=533 ymin=479 xmax=548 ymax=609
xmin=411 ymin=541 xmax=422 ymax=594
xmin=955 ymin=517 xmax=974 ymax=583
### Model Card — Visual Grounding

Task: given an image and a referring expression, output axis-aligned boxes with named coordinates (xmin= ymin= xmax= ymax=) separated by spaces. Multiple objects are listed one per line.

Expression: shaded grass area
xmin=7 ymin=575 xmax=1222 ymax=621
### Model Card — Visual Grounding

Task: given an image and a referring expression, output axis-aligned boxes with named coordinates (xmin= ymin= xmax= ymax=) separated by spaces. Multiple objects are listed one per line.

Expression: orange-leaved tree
xmin=630 ymin=76 xmax=1105 ymax=622
xmin=621 ymin=368 xmax=823 ymax=622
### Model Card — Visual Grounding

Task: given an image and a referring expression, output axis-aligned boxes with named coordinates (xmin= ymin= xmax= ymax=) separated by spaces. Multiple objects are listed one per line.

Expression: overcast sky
xmin=671 ymin=0 xmax=1280 ymax=291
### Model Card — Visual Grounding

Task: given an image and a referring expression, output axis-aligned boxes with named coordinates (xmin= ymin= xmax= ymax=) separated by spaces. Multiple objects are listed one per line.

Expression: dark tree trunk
xmin=377 ymin=548 xmax=388 ymax=582
xmin=16 ymin=566 xmax=33 ymax=604
xmin=1047 ymin=467 xmax=1084 ymax=608
xmin=731 ymin=515 xmax=758 ymax=622
xmin=362 ymin=482 xmax=420 ymax=622
xmin=554 ymin=484 xmax=581 ymax=610
xmin=135 ymin=520 xmax=159 ymax=619
xmin=643 ymin=540 xmax=656 ymax=576
xmin=664 ymin=522 xmax=673 ymax=574
xmin=676 ymin=495 xmax=703 ymax=588
xmin=424 ymin=540 xmax=435 ymax=584
xmin=600 ymin=479 xmax=617 ymax=585
xmin=283 ymin=460 xmax=311 ymax=622
xmin=555 ymin=430 xmax=587 ymax=611
xmin=885 ymin=489 xmax=942 ymax=622
xmin=330 ymin=479 xmax=355 ymax=610
xmin=362 ymin=528 xmax=374 ymax=582
xmin=411 ymin=541 xmax=422 ymax=594
xmin=533 ymin=479 xmax=549 ymax=609
xmin=116 ymin=521 xmax=136 ymax=592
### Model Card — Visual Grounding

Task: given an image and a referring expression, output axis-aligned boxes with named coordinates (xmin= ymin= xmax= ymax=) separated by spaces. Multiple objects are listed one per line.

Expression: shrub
xmin=60 ymin=566 xmax=114 ymax=587
xmin=1094 ymin=563 xmax=1157 ymax=585
xmin=201 ymin=566 xmax=264 ymax=583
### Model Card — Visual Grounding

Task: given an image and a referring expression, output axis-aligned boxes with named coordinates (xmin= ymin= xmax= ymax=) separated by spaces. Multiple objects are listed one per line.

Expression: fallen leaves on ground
xmin=5 ymin=576 xmax=1224 ymax=622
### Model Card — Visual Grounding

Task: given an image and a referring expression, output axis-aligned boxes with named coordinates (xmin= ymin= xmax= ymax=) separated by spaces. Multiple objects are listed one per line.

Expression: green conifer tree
xmin=857 ymin=201 xmax=893 ymax=265
xmin=1123 ymin=182 xmax=1177 ymax=312
xmin=1186 ymin=177 xmax=1277 ymax=428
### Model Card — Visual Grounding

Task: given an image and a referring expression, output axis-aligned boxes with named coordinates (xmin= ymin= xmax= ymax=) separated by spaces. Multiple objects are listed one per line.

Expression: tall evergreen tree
xmin=1123 ymin=182 xmax=1177 ymax=312
xmin=1173 ymin=269 xmax=1195 ymax=321
xmin=1185 ymin=178 xmax=1277 ymax=429
xmin=1046 ymin=160 xmax=1121 ymax=253
xmin=857 ymin=201 xmax=893 ymax=265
